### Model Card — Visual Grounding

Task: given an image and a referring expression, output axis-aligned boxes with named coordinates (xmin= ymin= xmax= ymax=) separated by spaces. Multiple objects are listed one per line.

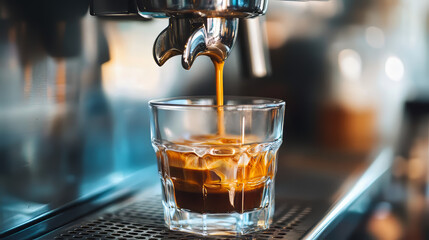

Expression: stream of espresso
xmin=213 ymin=58 xmax=225 ymax=135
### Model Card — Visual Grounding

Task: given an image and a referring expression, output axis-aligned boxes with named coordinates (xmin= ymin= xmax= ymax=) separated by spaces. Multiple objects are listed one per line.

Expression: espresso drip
xmin=212 ymin=57 xmax=225 ymax=135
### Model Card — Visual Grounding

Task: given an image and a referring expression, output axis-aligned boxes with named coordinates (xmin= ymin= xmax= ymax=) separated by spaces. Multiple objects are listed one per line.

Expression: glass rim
xmin=149 ymin=96 xmax=285 ymax=109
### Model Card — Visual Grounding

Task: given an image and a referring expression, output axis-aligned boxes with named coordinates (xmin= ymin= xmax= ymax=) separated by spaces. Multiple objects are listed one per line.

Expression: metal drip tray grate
xmin=50 ymin=196 xmax=324 ymax=240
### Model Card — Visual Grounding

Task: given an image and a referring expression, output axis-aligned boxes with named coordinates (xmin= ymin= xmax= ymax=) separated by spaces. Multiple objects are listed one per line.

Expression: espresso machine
xmin=0 ymin=0 xmax=404 ymax=239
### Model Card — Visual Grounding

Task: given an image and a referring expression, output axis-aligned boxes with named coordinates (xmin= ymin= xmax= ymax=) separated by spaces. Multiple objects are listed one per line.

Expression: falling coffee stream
xmin=213 ymin=59 xmax=225 ymax=136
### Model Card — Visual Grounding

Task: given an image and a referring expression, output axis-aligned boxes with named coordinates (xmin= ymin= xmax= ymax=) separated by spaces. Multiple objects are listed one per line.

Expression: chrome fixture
xmin=91 ymin=0 xmax=267 ymax=69
xmin=154 ymin=17 xmax=239 ymax=69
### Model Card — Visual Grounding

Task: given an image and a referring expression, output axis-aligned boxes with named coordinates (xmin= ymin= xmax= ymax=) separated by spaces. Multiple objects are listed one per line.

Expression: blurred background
xmin=0 ymin=0 xmax=428 ymax=239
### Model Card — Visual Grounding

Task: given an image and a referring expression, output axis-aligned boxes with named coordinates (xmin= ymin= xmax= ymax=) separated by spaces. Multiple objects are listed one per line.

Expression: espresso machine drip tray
xmin=45 ymin=195 xmax=325 ymax=240
xmin=32 ymin=148 xmax=393 ymax=240
xmin=0 ymin=148 xmax=390 ymax=240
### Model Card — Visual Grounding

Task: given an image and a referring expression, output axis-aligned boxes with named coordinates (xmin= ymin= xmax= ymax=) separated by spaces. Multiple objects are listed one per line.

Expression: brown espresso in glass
xmin=157 ymin=58 xmax=272 ymax=214
xmin=158 ymin=134 xmax=275 ymax=214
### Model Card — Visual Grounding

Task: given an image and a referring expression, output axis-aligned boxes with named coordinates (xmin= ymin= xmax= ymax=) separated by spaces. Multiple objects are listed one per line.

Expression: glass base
xmin=162 ymin=204 xmax=274 ymax=236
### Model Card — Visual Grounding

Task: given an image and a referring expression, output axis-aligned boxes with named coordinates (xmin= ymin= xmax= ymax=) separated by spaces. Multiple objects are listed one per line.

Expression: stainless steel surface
xmin=136 ymin=0 xmax=268 ymax=18
xmin=303 ymin=148 xmax=393 ymax=239
xmin=154 ymin=17 xmax=239 ymax=69
xmin=41 ymin=195 xmax=325 ymax=240
xmin=240 ymin=17 xmax=271 ymax=78
xmin=0 ymin=166 xmax=159 ymax=240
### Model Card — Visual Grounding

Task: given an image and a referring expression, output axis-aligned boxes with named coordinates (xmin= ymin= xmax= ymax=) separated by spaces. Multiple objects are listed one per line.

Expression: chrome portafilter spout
xmin=138 ymin=0 xmax=267 ymax=69
xmin=154 ymin=17 xmax=239 ymax=69
xmin=90 ymin=0 xmax=268 ymax=70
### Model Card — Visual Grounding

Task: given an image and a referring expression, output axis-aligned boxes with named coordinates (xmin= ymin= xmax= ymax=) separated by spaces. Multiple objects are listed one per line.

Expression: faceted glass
xmin=149 ymin=96 xmax=285 ymax=236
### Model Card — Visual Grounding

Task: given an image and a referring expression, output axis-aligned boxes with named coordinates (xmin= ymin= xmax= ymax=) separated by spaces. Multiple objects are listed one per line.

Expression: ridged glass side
xmin=152 ymin=138 xmax=281 ymax=236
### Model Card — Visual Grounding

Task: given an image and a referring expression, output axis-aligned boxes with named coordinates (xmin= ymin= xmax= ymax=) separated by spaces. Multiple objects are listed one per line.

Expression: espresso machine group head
xmin=91 ymin=0 xmax=268 ymax=69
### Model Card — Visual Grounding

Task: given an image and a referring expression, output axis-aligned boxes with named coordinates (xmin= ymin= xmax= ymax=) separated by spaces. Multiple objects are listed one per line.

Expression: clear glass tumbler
xmin=149 ymin=96 xmax=285 ymax=236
